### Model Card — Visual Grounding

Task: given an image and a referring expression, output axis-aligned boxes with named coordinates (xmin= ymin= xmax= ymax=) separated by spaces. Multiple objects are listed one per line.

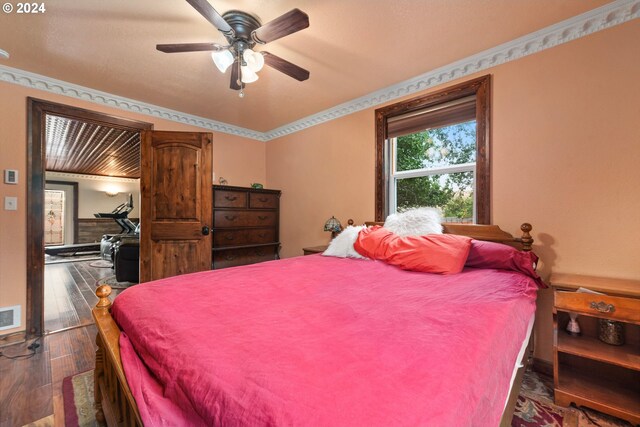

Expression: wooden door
xmin=140 ymin=131 xmax=212 ymax=282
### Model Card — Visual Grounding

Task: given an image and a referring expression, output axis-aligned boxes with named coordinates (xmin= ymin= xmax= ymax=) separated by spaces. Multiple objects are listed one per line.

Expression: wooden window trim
xmin=374 ymin=75 xmax=491 ymax=223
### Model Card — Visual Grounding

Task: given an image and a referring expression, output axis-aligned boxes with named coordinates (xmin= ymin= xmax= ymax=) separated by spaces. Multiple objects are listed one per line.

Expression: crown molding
xmin=0 ymin=65 xmax=267 ymax=141
xmin=266 ymin=0 xmax=639 ymax=140
xmin=0 ymin=0 xmax=637 ymax=143
xmin=46 ymin=171 xmax=139 ymax=183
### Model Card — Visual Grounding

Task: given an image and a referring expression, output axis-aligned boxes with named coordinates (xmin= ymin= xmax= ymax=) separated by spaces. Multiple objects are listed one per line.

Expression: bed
xmin=92 ymin=222 xmax=540 ymax=426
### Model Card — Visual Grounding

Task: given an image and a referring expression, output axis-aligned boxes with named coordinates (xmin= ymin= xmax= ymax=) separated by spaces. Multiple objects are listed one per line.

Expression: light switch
xmin=4 ymin=196 xmax=17 ymax=211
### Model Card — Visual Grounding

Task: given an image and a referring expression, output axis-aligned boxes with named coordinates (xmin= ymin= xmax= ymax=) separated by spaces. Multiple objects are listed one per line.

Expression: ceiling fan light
xmin=243 ymin=49 xmax=265 ymax=72
xmin=241 ymin=65 xmax=259 ymax=83
xmin=212 ymin=50 xmax=234 ymax=73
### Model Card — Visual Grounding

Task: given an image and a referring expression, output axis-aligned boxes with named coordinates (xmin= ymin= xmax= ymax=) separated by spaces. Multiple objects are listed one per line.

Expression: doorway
xmin=26 ymin=98 xmax=152 ymax=337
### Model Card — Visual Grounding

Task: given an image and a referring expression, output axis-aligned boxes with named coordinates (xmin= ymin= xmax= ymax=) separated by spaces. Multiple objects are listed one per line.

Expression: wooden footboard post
xmin=92 ymin=284 xmax=143 ymax=426
xmin=95 ymin=333 xmax=106 ymax=423
xmin=94 ymin=285 xmax=111 ymax=424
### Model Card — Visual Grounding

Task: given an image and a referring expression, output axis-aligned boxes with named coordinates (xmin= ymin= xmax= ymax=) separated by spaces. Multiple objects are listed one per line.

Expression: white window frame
xmin=387 ymin=135 xmax=477 ymax=222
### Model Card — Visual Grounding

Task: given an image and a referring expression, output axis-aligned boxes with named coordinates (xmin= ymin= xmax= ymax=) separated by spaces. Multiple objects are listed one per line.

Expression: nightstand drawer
xmin=555 ymin=291 xmax=640 ymax=322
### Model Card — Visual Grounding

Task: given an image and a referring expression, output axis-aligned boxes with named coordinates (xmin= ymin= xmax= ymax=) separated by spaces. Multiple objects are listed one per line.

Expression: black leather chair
xmin=113 ymin=237 xmax=139 ymax=283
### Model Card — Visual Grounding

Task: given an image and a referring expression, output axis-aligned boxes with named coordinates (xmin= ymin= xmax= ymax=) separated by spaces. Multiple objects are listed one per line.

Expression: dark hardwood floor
xmin=44 ymin=260 xmax=115 ymax=333
xmin=1 ymin=260 xmax=124 ymax=427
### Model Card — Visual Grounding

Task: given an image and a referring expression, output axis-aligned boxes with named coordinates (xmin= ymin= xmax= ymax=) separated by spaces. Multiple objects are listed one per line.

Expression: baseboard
xmin=0 ymin=331 xmax=26 ymax=348
xmin=532 ymin=357 xmax=553 ymax=377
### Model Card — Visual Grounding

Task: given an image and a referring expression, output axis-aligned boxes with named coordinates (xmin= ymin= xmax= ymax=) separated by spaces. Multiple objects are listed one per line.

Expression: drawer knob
xmin=255 ymin=250 xmax=264 ymax=256
xmin=258 ymin=215 xmax=268 ymax=220
xmin=225 ymin=254 xmax=236 ymax=261
xmin=258 ymin=197 xmax=268 ymax=202
xmin=224 ymin=235 xmax=235 ymax=241
xmin=590 ymin=301 xmax=615 ymax=313
xmin=258 ymin=233 xmax=267 ymax=238
xmin=225 ymin=215 xmax=237 ymax=221
xmin=225 ymin=195 xmax=238 ymax=201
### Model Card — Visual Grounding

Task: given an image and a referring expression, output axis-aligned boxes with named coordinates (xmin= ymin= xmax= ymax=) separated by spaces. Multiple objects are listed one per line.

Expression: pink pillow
xmin=354 ymin=226 xmax=472 ymax=274
xmin=465 ymin=240 xmax=546 ymax=288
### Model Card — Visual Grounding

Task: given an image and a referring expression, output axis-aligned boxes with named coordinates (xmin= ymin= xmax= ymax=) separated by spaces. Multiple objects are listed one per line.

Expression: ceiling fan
xmin=157 ymin=0 xmax=310 ymax=97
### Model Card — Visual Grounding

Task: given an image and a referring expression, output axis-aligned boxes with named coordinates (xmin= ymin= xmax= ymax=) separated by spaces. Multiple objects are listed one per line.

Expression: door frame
xmin=26 ymin=98 xmax=152 ymax=337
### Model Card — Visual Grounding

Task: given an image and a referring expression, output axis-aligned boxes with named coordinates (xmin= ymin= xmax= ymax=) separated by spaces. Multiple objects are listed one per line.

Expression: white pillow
xmin=322 ymin=226 xmax=367 ymax=259
xmin=383 ymin=207 xmax=443 ymax=236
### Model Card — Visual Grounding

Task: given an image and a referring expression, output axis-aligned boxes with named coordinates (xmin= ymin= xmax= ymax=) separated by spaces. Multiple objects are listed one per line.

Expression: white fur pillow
xmin=384 ymin=207 xmax=443 ymax=236
xmin=322 ymin=226 xmax=367 ymax=259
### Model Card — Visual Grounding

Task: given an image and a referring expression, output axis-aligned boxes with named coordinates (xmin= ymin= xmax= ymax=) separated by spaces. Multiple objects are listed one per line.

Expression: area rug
xmin=96 ymin=275 xmax=136 ymax=290
xmin=64 ymin=369 xmax=633 ymax=427
xmin=88 ymin=260 xmax=113 ymax=268
xmin=21 ymin=414 xmax=54 ymax=427
xmin=62 ymin=371 xmax=103 ymax=427
xmin=512 ymin=370 xmax=633 ymax=427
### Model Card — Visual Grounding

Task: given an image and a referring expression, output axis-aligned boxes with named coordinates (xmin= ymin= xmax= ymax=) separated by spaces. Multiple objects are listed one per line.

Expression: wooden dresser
xmin=212 ymin=185 xmax=281 ymax=269
xmin=549 ymin=273 xmax=640 ymax=425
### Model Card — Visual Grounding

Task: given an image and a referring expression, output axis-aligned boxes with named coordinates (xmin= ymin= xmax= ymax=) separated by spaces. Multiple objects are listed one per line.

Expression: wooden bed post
xmin=519 ymin=223 xmax=533 ymax=251
xmin=92 ymin=284 xmax=143 ymax=426
xmin=94 ymin=285 xmax=111 ymax=424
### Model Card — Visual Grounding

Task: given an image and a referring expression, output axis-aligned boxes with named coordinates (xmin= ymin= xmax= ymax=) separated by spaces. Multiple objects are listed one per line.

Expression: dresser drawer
xmin=213 ymin=245 xmax=279 ymax=269
xmin=214 ymin=190 xmax=247 ymax=208
xmin=249 ymin=192 xmax=279 ymax=209
xmin=213 ymin=228 xmax=276 ymax=247
xmin=555 ymin=291 xmax=640 ymax=322
xmin=214 ymin=210 xmax=277 ymax=227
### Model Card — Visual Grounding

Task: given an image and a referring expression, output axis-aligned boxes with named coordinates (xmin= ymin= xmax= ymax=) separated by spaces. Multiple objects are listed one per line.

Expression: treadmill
xmin=45 ymin=194 xmax=136 ymax=256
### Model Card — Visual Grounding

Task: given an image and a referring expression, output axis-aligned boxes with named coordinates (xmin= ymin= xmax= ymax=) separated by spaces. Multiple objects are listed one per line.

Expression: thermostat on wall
xmin=4 ymin=169 xmax=18 ymax=184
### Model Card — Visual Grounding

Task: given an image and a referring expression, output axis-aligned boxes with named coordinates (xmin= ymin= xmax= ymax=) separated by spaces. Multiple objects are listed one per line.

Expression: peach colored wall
xmin=267 ymin=20 xmax=640 ymax=363
xmin=0 ymin=82 xmax=266 ymax=334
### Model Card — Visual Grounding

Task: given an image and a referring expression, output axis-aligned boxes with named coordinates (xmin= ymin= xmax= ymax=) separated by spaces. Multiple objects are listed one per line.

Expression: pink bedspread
xmin=112 ymin=255 xmax=538 ymax=426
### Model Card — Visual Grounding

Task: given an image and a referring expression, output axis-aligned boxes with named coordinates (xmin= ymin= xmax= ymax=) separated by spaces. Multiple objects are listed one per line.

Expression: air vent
xmin=0 ymin=305 xmax=20 ymax=331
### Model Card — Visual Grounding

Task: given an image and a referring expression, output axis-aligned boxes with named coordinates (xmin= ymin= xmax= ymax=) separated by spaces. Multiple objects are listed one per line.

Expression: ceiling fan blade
xmin=230 ymin=60 xmax=242 ymax=90
xmin=156 ymin=43 xmax=225 ymax=53
xmin=185 ymin=0 xmax=234 ymax=37
xmin=251 ymin=9 xmax=309 ymax=44
xmin=262 ymin=52 xmax=309 ymax=81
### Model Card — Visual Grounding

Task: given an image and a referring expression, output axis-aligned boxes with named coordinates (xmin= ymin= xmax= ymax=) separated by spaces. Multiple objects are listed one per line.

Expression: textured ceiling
xmin=46 ymin=115 xmax=140 ymax=178
xmin=0 ymin=0 xmax=609 ymax=131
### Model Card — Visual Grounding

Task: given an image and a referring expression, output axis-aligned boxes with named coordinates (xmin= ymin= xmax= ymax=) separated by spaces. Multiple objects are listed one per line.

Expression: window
xmin=375 ymin=75 xmax=491 ymax=223
xmin=44 ymin=189 xmax=65 ymax=245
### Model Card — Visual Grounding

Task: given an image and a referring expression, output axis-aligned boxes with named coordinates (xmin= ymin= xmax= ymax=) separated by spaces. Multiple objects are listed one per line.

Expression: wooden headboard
xmin=363 ymin=222 xmax=533 ymax=252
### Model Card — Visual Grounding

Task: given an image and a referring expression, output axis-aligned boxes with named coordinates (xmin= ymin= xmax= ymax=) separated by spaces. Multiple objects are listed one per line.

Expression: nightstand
xmin=302 ymin=245 xmax=328 ymax=255
xmin=549 ymin=273 xmax=640 ymax=425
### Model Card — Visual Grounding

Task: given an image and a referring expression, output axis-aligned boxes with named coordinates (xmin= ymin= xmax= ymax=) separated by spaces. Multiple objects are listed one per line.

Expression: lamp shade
xmin=323 ymin=216 xmax=342 ymax=233
xmin=241 ymin=65 xmax=259 ymax=83
xmin=212 ymin=50 xmax=234 ymax=73
xmin=243 ymin=49 xmax=264 ymax=72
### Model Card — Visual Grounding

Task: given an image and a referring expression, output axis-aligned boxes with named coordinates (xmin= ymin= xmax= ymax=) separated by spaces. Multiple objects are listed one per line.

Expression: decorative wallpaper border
xmin=0 ymin=65 xmax=267 ymax=141
xmin=0 ymin=0 xmax=637 ymax=142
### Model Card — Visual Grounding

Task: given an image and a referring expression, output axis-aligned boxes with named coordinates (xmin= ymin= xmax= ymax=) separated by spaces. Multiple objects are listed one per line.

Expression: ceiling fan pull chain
xmin=238 ymin=59 xmax=245 ymax=98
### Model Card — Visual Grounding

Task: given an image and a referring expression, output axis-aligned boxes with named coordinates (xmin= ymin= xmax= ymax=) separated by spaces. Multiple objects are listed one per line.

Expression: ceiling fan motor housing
xmin=222 ymin=10 xmax=262 ymax=46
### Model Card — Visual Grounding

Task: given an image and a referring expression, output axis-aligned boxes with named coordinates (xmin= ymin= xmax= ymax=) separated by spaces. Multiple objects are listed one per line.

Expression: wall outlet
xmin=4 ymin=196 xmax=17 ymax=211
xmin=0 ymin=305 xmax=21 ymax=330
